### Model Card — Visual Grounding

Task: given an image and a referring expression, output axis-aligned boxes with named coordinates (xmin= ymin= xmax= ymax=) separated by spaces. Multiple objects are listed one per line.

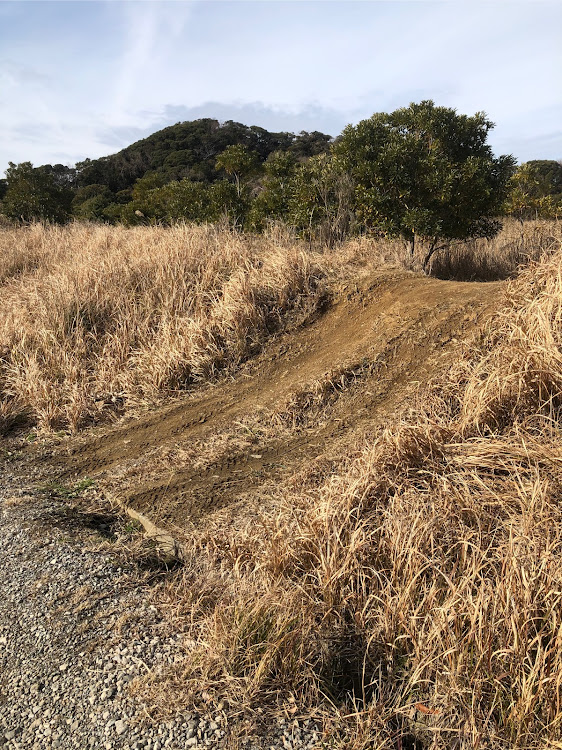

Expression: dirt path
xmin=51 ymin=271 xmax=500 ymax=532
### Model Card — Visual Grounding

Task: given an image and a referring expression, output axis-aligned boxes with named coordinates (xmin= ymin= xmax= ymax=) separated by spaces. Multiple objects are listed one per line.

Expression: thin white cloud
xmin=110 ymin=1 xmax=195 ymax=125
xmin=0 ymin=60 xmax=50 ymax=89
xmin=111 ymin=4 xmax=160 ymax=123
xmin=0 ymin=0 xmax=560 ymax=172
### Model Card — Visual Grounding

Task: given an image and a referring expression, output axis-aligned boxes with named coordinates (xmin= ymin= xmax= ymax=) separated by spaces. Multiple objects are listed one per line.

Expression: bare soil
xmin=48 ymin=271 xmax=501 ymax=533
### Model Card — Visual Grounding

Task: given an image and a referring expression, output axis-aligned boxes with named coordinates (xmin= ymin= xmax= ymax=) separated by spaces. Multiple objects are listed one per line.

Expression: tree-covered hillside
xmin=75 ymin=119 xmax=332 ymax=193
xmin=0 ymin=118 xmax=333 ymax=227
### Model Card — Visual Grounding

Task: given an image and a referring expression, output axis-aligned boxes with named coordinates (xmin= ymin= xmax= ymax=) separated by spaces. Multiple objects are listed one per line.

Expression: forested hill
xmin=2 ymin=102 xmax=560 ymax=235
xmin=75 ymin=119 xmax=332 ymax=192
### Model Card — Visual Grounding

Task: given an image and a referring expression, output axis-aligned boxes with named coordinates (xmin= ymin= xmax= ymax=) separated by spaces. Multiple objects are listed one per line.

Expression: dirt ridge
xmin=52 ymin=271 xmax=501 ymax=530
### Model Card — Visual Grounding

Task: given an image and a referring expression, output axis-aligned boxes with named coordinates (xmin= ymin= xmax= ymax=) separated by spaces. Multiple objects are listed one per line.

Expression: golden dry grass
xmin=2 ymin=219 xmax=559 ymax=437
xmin=0 ymin=223 xmax=333 ymax=433
xmin=430 ymin=218 xmax=562 ymax=280
xmin=134 ymin=245 xmax=562 ymax=748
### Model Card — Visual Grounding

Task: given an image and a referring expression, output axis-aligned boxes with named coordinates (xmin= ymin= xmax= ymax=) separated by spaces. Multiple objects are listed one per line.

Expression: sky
xmin=0 ymin=0 xmax=561 ymax=174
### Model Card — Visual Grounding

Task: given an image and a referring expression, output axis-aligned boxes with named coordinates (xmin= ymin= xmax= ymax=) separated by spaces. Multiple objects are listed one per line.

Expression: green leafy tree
xmin=114 ymin=173 xmax=171 ymax=224
xmin=156 ymin=180 xmax=210 ymax=224
xmin=248 ymin=151 xmax=297 ymax=231
xmin=215 ymin=144 xmax=259 ymax=196
xmin=524 ymin=160 xmax=562 ymax=195
xmin=288 ymin=153 xmax=354 ymax=246
xmin=336 ymin=101 xmax=516 ymax=269
xmin=131 ymin=172 xmax=168 ymax=202
xmin=71 ymin=184 xmax=114 ymax=221
xmin=207 ymin=179 xmax=248 ymax=226
xmin=504 ymin=161 xmax=562 ymax=221
xmin=35 ymin=163 xmax=76 ymax=189
xmin=289 ymin=131 xmax=332 ymax=159
xmin=118 ymin=177 xmax=246 ymax=227
xmin=2 ymin=162 xmax=73 ymax=223
xmin=263 ymin=150 xmax=296 ymax=181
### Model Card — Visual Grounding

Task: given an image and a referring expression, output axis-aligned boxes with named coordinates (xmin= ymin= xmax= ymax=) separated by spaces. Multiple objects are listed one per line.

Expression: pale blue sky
xmin=0 ymin=0 xmax=561 ymax=173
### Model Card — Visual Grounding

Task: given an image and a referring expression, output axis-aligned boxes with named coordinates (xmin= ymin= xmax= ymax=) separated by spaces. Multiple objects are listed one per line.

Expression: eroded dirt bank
xmin=49 ymin=271 xmax=501 ymax=534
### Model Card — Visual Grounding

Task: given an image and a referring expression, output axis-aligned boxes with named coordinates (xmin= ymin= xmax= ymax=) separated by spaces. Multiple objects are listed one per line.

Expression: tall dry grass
xmin=1 ymin=219 xmax=560 ymax=434
xmin=327 ymin=219 xmax=562 ymax=281
xmin=430 ymin=218 xmax=562 ymax=281
xmin=0 ymin=223 xmax=328 ymax=433
xmin=3 ymin=219 xmax=562 ymax=744
xmin=138 ymin=246 xmax=562 ymax=748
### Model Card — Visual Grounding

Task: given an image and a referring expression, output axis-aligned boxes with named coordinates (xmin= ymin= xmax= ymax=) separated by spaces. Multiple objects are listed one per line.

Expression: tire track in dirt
xmin=52 ymin=271 xmax=501 ymax=530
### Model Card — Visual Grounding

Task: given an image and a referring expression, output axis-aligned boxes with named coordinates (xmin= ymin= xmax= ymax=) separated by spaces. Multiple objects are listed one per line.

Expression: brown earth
xmin=50 ymin=271 xmax=501 ymax=533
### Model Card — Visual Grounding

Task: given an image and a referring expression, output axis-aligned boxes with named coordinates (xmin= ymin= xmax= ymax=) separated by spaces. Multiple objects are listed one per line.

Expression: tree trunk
xmin=407 ymin=232 xmax=415 ymax=258
xmin=422 ymin=241 xmax=447 ymax=274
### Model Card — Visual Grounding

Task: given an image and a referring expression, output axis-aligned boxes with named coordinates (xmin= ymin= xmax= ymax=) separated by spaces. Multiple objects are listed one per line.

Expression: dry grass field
xmin=0 ymin=223 xmax=332 ymax=433
xmin=2 ymin=219 xmax=562 ymax=748
xmin=1 ymin=220 xmax=559 ymax=436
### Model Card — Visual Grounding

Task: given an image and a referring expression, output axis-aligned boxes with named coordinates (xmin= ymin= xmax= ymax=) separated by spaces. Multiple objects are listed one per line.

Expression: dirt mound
xmin=53 ymin=271 xmax=501 ymax=530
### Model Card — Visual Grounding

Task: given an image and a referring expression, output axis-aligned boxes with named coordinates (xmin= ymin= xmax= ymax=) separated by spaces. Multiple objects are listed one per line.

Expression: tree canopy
xmin=504 ymin=160 xmax=562 ymax=221
xmin=336 ymin=100 xmax=516 ymax=268
xmin=74 ymin=119 xmax=332 ymax=193
xmin=215 ymin=144 xmax=259 ymax=196
xmin=1 ymin=161 xmax=73 ymax=223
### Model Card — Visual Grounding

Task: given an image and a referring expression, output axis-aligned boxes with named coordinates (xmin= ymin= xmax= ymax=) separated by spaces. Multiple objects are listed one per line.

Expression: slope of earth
xmin=50 ymin=270 xmax=500 ymax=536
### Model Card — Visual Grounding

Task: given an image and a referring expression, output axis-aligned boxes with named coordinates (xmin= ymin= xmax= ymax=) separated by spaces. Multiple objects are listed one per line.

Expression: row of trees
xmin=0 ymin=118 xmax=333 ymax=226
xmin=503 ymin=159 xmax=562 ymax=222
xmin=2 ymin=103 xmax=561 ymax=266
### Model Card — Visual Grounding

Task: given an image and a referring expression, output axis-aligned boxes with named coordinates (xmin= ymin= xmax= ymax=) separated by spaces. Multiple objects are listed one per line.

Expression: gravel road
xmin=0 ymin=451 xmax=322 ymax=750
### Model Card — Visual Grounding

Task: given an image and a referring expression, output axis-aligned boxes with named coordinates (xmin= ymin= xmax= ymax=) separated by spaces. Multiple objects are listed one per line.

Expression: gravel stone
xmin=0 ymin=450 xmax=323 ymax=749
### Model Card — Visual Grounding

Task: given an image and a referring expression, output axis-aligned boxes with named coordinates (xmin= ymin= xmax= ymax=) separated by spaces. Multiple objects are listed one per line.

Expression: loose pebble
xmin=0 ymin=460 xmax=322 ymax=749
